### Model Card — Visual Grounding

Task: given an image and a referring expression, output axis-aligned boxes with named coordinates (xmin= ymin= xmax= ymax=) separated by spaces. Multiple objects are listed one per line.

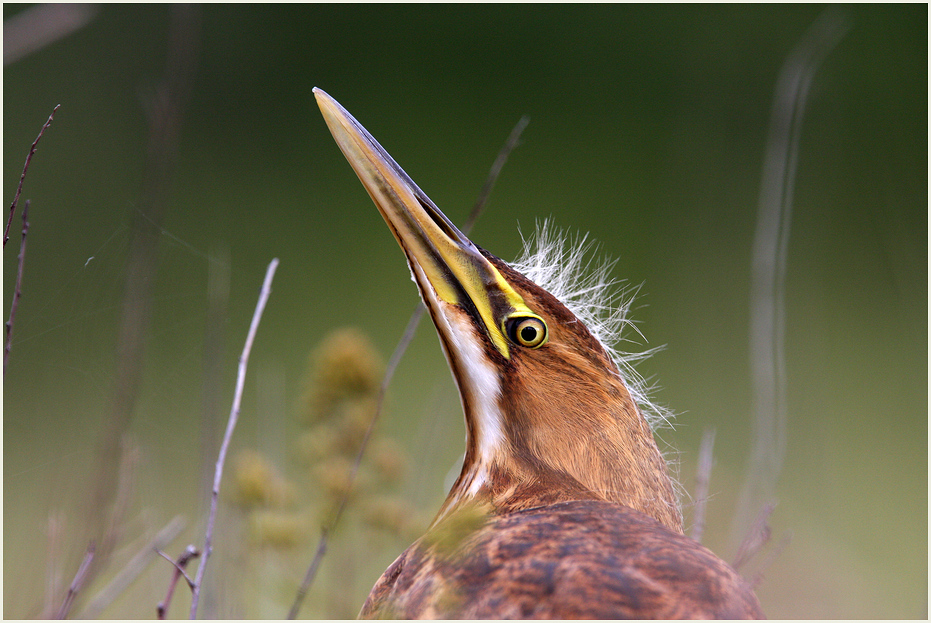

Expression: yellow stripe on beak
xmin=315 ymin=88 xmax=540 ymax=358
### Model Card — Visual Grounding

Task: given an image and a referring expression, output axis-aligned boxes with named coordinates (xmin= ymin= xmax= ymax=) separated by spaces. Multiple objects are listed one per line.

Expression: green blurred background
xmin=4 ymin=4 xmax=926 ymax=619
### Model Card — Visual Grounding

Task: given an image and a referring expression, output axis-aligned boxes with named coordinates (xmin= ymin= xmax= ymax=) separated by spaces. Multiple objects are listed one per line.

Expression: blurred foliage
xmin=3 ymin=4 xmax=926 ymax=619
xmin=223 ymin=328 xmax=425 ymax=617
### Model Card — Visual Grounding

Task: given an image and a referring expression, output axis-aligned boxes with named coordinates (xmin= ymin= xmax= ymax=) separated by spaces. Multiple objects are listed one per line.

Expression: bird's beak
xmin=314 ymin=88 xmax=531 ymax=359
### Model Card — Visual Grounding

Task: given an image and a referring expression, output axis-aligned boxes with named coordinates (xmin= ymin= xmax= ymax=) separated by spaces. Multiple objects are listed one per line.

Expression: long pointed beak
xmin=314 ymin=88 xmax=529 ymax=358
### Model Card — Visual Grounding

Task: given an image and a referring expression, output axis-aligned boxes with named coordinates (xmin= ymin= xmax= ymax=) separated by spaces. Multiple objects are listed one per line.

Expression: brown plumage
xmin=432 ymin=252 xmax=682 ymax=531
xmin=314 ymin=88 xmax=765 ymax=620
xmin=362 ymin=501 xmax=762 ymax=619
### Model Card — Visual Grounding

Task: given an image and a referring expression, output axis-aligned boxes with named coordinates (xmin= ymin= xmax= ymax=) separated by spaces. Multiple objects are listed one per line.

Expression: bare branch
xmin=189 ymin=258 xmax=280 ymax=619
xmin=5 ymin=104 xmax=59 ymax=247
xmin=288 ymin=114 xmax=531 ymax=619
xmin=5 ymin=199 xmax=30 ymax=375
xmin=79 ymin=515 xmax=186 ymax=619
xmin=463 ymin=114 xmax=530 ymax=234
xmin=156 ymin=546 xmax=199 ymax=589
xmin=287 ymin=527 xmax=330 ymax=619
xmin=55 ymin=541 xmax=95 ymax=619
xmin=156 ymin=545 xmax=200 ymax=618
xmin=690 ymin=428 xmax=716 ymax=543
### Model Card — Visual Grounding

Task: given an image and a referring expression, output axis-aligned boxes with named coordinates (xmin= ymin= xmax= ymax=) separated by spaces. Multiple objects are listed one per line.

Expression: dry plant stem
xmin=288 ymin=306 xmax=424 ymax=619
xmin=690 ymin=428 xmax=716 ymax=543
xmin=463 ymin=114 xmax=530 ymax=234
xmin=189 ymin=257 xmax=280 ymax=619
xmin=736 ymin=7 xmax=849 ymax=541
xmin=5 ymin=199 xmax=30 ymax=376
xmin=88 ymin=6 xmax=200 ymax=593
xmin=287 ymin=115 xmax=531 ymax=619
xmin=43 ymin=511 xmax=66 ymax=618
xmin=5 ymin=104 xmax=58 ymax=247
xmin=56 ymin=541 xmax=95 ymax=619
xmin=99 ymin=436 xmax=140 ymax=577
xmin=79 ymin=515 xmax=186 ymax=619
xmin=54 ymin=440 xmax=139 ymax=618
xmin=157 ymin=545 xmax=200 ymax=619
xmin=287 ymin=527 xmax=329 ymax=619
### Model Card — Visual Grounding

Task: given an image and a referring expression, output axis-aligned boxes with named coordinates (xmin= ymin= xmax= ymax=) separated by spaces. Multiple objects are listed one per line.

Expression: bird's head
xmin=315 ymin=89 xmax=682 ymax=533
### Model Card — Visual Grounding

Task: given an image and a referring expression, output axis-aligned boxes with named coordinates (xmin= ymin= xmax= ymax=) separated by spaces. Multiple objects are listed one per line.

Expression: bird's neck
xmin=435 ymin=380 xmax=683 ymax=534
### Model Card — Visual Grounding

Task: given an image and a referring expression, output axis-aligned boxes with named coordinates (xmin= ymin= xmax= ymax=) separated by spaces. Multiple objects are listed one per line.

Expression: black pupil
xmin=520 ymin=324 xmax=537 ymax=343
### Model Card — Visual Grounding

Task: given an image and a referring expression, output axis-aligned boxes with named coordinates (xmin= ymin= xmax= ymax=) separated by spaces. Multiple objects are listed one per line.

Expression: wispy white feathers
xmin=511 ymin=219 xmax=675 ymax=434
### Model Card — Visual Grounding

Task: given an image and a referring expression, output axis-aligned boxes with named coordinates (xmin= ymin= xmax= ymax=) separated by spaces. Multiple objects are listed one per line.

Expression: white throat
xmin=407 ymin=261 xmax=505 ymax=515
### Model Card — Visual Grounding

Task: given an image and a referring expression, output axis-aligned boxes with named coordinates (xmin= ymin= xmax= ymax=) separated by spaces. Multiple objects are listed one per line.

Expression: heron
xmin=314 ymin=88 xmax=764 ymax=619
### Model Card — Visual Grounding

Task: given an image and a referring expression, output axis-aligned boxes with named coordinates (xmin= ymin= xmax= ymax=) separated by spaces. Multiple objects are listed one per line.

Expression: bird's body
xmin=314 ymin=88 xmax=764 ymax=619
xmin=362 ymin=500 xmax=762 ymax=619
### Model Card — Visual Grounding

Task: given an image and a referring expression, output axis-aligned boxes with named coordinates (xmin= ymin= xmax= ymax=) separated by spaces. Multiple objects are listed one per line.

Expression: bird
xmin=314 ymin=87 xmax=765 ymax=619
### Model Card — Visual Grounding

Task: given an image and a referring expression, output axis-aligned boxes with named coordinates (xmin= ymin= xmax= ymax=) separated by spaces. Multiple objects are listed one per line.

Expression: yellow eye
xmin=505 ymin=315 xmax=548 ymax=349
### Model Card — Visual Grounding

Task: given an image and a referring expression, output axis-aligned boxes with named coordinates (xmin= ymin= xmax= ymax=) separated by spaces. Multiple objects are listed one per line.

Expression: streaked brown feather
xmin=360 ymin=500 xmax=764 ymax=619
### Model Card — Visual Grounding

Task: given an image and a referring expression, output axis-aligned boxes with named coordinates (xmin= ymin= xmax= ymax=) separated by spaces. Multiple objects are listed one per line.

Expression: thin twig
xmin=157 ymin=545 xmax=200 ymax=619
xmin=79 ymin=515 xmax=186 ymax=619
xmin=5 ymin=104 xmax=59 ymax=247
xmin=5 ymin=199 xmax=30 ymax=375
xmin=287 ymin=115 xmax=531 ymax=619
xmin=287 ymin=526 xmax=330 ymax=619
xmin=156 ymin=546 xmax=199 ymax=590
xmin=99 ymin=436 xmax=140 ymax=583
xmin=189 ymin=258 xmax=280 ymax=619
xmin=690 ymin=428 xmax=716 ymax=543
xmin=56 ymin=541 xmax=95 ymax=619
xmin=288 ymin=306 xmax=423 ymax=619
xmin=463 ymin=114 xmax=530 ymax=234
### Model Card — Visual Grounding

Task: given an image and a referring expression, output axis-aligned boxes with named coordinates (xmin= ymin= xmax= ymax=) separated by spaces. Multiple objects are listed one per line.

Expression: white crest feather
xmin=511 ymin=219 xmax=675 ymax=434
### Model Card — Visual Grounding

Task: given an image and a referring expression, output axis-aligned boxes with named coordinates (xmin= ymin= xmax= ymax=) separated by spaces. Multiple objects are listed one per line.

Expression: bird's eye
xmin=505 ymin=315 xmax=548 ymax=349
